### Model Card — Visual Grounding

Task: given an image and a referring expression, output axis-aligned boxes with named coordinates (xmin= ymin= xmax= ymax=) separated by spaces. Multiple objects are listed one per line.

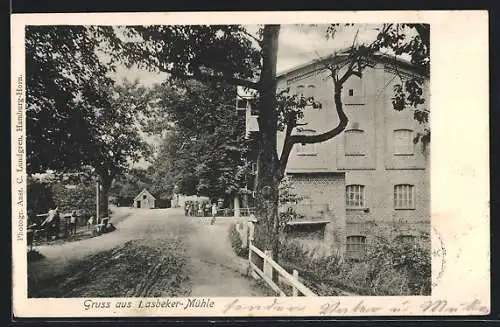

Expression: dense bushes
xmin=27 ymin=174 xmax=97 ymax=217
xmin=361 ymin=235 xmax=431 ymax=295
xmin=27 ymin=177 xmax=56 ymax=217
xmin=51 ymin=182 xmax=96 ymax=216
xmin=279 ymin=232 xmax=431 ymax=296
xmin=227 ymin=222 xmax=248 ymax=258
xmin=280 ymin=239 xmax=344 ymax=279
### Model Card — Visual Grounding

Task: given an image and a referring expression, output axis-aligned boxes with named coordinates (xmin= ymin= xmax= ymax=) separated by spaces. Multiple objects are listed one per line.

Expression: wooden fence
xmin=248 ymin=243 xmax=317 ymax=297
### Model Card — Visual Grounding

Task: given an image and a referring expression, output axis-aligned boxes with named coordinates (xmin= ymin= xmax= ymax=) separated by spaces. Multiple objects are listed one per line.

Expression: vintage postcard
xmin=11 ymin=11 xmax=489 ymax=318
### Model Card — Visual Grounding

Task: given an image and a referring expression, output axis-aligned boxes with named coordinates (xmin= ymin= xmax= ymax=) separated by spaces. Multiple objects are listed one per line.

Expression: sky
xmin=111 ymin=24 xmax=382 ymax=87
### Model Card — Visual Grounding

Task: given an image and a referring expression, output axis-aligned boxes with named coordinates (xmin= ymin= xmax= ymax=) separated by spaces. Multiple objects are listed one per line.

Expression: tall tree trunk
xmin=253 ymin=25 xmax=281 ymax=280
xmin=98 ymin=173 xmax=113 ymax=221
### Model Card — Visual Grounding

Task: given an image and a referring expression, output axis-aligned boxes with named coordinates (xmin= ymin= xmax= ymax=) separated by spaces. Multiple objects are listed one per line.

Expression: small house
xmin=133 ymin=189 xmax=156 ymax=209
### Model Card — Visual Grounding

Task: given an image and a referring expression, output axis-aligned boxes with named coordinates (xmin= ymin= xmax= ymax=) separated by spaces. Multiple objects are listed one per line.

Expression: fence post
xmin=292 ymin=269 xmax=299 ymax=296
xmin=263 ymin=250 xmax=273 ymax=280
xmin=248 ymin=236 xmax=258 ymax=279
xmin=248 ymin=239 xmax=252 ymax=272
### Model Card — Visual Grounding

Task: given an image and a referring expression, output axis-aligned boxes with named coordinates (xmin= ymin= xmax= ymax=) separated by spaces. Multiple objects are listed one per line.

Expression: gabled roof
xmin=277 ymin=50 xmax=427 ymax=80
xmin=134 ymin=188 xmax=156 ymax=201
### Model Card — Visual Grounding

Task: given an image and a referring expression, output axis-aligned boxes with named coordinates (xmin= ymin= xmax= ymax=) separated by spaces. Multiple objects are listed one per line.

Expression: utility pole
xmin=96 ymin=181 xmax=100 ymax=225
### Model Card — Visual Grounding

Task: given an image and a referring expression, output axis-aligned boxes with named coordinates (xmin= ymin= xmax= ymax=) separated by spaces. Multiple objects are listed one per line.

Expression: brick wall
xmin=288 ymin=173 xmax=346 ymax=250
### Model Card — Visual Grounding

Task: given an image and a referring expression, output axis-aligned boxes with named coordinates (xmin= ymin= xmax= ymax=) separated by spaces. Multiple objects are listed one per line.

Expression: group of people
xmin=39 ymin=207 xmax=61 ymax=241
xmin=184 ymin=200 xmax=220 ymax=225
xmin=27 ymin=207 xmax=62 ymax=248
xmin=28 ymin=208 xmax=97 ymax=244
xmin=68 ymin=211 xmax=96 ymax=234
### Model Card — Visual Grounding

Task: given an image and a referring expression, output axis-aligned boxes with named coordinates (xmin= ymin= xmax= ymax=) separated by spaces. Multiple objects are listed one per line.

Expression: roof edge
xmin=134 ymin=188 xmax=156 ymax=200
xmin=277 ymin=52 xmax=427 ymax=79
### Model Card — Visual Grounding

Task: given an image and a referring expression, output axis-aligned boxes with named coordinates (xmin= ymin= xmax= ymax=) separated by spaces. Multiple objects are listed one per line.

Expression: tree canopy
xmin=26 ymin=25 xmax=121 ymax=173
xmin=146 ymin=80 xmax=251 ymax=201
xmin=26 ymin=25 xmax=156 ymax=217
xmin=109 ymin=167 xmax=154 ymax=204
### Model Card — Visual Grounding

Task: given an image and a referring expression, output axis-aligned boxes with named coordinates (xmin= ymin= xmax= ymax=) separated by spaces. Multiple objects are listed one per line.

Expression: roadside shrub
xmin=27 ymin=249 xmax=45 ymax=262
xmin=280 ymin=239 xmax=344 ymax=279
xmin=27 ymin=177 xmax=56 ymax=217
xmin=228 ymin=223 xmax=248 ymax=258
xmin=279 ymin=232 xmax=431 ymax=296
xmin=361 ymin=235 xmax=431 ymax=295
xmin=51 ymin=182 xmax=96 ymax=216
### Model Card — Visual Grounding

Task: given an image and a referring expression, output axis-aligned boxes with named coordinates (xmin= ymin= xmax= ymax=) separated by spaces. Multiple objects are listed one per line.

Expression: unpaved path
xmin=28 ymin=207 xmax=268 ymax=297
xmin=183 ymin=215 xmax=267 ymax=296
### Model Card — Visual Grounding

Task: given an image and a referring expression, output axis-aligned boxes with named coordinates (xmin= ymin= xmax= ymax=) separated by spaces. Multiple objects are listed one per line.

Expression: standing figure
xmin=41 ymin=207 xmax=59 ymax=242
xmin=87 ymin=216 xmax=94 ymax=229
xmin=69 ymin=210 xmax=78 ymax=235
xmin=53 ymin=208 xmax=61 ymax=239
xmin=197 ymin=202 xmax=203 ymax=217
xmin=210 ymin=203 xmax=217 ymax=225
xmin=189 ymin=202 xmax=194 ymax=216
xmin=205 ymin=202 xmax=211 ymax=217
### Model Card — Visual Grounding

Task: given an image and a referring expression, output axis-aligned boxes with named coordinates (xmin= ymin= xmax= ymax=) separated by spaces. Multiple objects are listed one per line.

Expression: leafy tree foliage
xmin=27 ymin=176 xmax=56 ymax=218
xmin=120 ymin=25 xmax=262 ymax=88
xmin=109 ymin=167 xmax=155 ymax=206
xmin=26 ymin=25 xmax=122 ymax=173
xmin=147 ymin=80 xmax=250 ymax=201
xmin=28 ymin=170 xmax=95 ymax=220
xmin=51 ymin=181 xmax=97 ymax=218
xmin=370 ymin=23 xmax=430 ymax=144
xmin=26 ymin=26 xmax=154 ymax=218
xmin=84 ymin=79 xmax=154 ymax=216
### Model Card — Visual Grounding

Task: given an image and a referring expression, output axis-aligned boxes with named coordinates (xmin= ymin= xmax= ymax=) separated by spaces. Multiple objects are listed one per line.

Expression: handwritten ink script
xmin=318 ymin=299 xmax=489 ymax=315
xmin=14 ymin=74 xmax=25 ymax=242
xmin=222 ymin=298 xmax=305 ymax=314
xmin=80 ymin=298 xmax=489 ymax=316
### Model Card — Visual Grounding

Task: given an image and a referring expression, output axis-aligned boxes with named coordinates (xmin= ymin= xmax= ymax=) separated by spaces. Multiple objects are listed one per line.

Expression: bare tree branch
xmin=289 ymin=83 xmax=348 ymax=145
xmin=241 ymin=29 xmax=264 ymax=46
xmin=193 ymin=71 xmax=261 ymax=90
xmin=278 ymin=28 xmax=387 ymax=173
xmin=279 ymin=116 xmax=296 ymax=177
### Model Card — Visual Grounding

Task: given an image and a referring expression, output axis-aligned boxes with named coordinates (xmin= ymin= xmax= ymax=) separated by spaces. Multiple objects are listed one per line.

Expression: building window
xmin=143 ymin=194 xmax=147 ymax=200
xmin=394 ymin=184 xmax=415 ymax=209
xmin=344 ymin=76 xmax=365 ymax=105
xmin=346 ymin=235 xmax=366 ymax=258
xmin=344 ymin=129 xmax=365 ymax=156
xmin=305 ymin=84 xmax=316 ymax=98
xmin=296 ymin=142 xmax=317 ymax=155
xmin=296 ymin=130 xmax=317 ymax=155
xmin=393 ymin=129 xmax=414 ymax=155
xmin=346 ymin=184 xmax=366 ymax=209
xmin=296 ymin=85 xmax=305 ymax=97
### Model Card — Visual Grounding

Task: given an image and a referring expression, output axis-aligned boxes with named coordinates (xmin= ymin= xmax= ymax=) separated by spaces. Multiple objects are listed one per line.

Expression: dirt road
xmin=28 ymin=207 xmax=268 ymax=297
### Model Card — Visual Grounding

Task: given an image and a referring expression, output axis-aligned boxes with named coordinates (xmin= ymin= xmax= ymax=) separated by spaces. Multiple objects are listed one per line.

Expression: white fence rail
xmin=248 ymin=243 xmax=317 ymax=297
